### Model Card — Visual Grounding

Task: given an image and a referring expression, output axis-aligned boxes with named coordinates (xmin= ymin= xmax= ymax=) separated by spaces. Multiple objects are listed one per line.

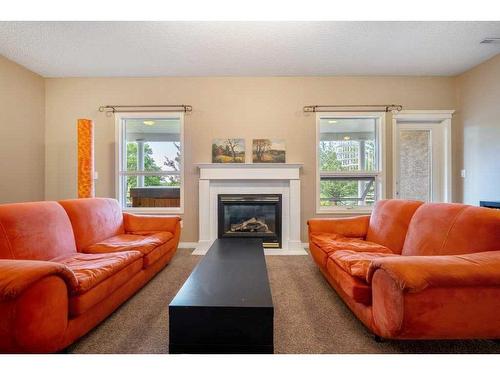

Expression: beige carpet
xmin=67 ymin=249 xmax=500 ymax=354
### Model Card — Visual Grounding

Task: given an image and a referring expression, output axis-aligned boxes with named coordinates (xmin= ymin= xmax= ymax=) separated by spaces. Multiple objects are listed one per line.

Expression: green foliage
xmin=319 ymin=141 xmax=358 ymax=206
xmin=319 ymin=141 xmax=343 ymax=171
xmin=126 ymin=143 xmax=163 ymax=188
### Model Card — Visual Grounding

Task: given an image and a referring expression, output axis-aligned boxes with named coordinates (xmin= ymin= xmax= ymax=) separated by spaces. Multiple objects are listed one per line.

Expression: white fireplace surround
xmin=193 ymin=163 xmax=306 ymax=255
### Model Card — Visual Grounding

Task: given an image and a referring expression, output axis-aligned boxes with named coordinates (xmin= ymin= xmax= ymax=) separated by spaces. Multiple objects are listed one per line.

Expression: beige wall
xmin=45 ymin=76 xmax=457 ymax=242
xmin=5 ymin=48 xmax=498 ymax=242
xmin=2 ymin=50 xmax=496 ymax=242
xmin=456 ymin=54 xmax=500 ymax=205
xmin=0 ymin=55 xmax=45 ymax=203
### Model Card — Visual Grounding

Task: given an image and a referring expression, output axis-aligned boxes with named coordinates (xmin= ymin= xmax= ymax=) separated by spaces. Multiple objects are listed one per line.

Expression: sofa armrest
xmin=123 ymin=213 xmax=181 ymax=235
xmin=0 ymin=259 xmax=78 ymax=301
xmin=367 ymin=250 xmax=500 ymax=292
xmin=307 ymin=215 xmax=370 ymax=238
xmin=369 ymin=251 xmax=500 ymax=339
xmin=0 ymin=261 xmax=73 ymax=352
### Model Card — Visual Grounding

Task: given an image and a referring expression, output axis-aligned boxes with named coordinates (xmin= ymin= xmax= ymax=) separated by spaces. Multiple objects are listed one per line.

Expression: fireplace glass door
xmin=218 ymin=194 xmax=282 ymax=248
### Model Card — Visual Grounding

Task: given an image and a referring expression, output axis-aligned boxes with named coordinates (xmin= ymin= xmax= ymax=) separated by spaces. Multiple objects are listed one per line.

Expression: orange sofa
xmin=308 ymin=199 xmax=500 ymax=340
xmin=0 ymin=198 xmax=181 ymax=353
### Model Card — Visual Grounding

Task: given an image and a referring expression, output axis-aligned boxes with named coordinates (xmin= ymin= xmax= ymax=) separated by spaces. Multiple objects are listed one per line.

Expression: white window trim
xmin=315 ymin=112 xmax=386 ymax=214
xmin=115 ymin=112 xmax=185 ymax=214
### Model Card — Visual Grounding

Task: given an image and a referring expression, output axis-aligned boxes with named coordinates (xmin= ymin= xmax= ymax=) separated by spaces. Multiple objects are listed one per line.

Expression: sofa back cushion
xmin=402 ymin=203 xmax=500 ymax=256
xmin=0 ymin=201 xmax=77 ymax=260
xmin=365 ymin=199 xmax=424 ymax=254
xmin=58 ymin=198 xmax=125 ymax=251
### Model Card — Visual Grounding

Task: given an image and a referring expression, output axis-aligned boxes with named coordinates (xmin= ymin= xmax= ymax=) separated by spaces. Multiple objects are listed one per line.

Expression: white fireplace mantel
xmin=194 ymin=163 xmax=306 ymax=255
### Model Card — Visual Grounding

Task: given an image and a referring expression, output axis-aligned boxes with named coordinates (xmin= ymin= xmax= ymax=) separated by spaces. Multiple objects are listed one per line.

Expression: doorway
xmin=392 ymin=111 xmax=454 ymax=203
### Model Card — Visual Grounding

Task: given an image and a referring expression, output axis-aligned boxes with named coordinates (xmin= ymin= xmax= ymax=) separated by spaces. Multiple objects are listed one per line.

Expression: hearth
xmin=218 ymin=194 xmax=282 ymax=248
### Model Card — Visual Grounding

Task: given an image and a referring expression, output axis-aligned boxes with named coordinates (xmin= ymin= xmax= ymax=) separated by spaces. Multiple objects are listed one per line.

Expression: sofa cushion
xmin=402 ymin=203 xmax=500 ymax=256
xmin=326 ymin=257 xmax=373 ymax=306
xmin=67 ymin=256 xmax=143 ymax=317
xmin=366 ymin=199 xmax=424 ymax=254
xmin=142 ymin=236 xmax=178 ymax=268
xmin=329 ymin=250 xmax=398 ymax=282
xmin=58 ymin=198 xmax=125 ymax=251
xmin=53 ymin=251 xmax=143 ymax=293
xmin=84 ymin=232 xmax=173 ymax=255
xmin=310 ymin=232 xmax=393 ymax=268
xmin=0 ymin=201 xmax=77 ymax=261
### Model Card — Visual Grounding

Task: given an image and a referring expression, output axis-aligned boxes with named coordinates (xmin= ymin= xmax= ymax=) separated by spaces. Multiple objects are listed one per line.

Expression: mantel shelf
xmin=196 ymin=163 xmax=303 ymax=169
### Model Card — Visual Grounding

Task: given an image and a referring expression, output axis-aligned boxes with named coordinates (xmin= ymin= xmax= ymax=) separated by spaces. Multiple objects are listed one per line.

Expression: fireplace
xmin=218 ymin=194 xmax=282 ymax=248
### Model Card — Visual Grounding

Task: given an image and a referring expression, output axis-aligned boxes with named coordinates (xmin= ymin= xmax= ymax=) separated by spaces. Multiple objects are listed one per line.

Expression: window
xmin=116 ymin=113 xmax=184 ymax=213
xmin=316 ymin=113 xmax=385 ymax=213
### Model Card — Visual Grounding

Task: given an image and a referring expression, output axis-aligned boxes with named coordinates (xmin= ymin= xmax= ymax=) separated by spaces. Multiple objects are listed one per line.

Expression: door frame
xmin=392 ymin=110 xmax=455 ymax=203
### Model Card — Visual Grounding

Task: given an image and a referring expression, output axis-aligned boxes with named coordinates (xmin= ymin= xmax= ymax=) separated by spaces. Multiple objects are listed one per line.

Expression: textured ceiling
xmin=0 ymin=21 xmax=499 ymax=77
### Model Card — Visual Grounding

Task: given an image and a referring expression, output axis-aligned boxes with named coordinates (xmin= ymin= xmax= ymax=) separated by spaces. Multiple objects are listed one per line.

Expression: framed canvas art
xmin=252 ymin=139 xmax=286 ymax=163
xmin=212 ymin=138 xmax=246 ymax=163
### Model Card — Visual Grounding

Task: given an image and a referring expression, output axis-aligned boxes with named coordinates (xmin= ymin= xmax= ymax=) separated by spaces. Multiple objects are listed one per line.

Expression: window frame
xmin=315 ymin=111 xmax=386 ymax=214
xmin=115 ymin=112 xmax=184 ymax=214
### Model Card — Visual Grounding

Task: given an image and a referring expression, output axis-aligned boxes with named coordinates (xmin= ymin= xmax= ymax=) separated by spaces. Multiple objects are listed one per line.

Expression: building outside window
xmin=316 ymin=113 xmax=385 ymax=213
xmin=116 ymin=113 xmax=184 ymax=213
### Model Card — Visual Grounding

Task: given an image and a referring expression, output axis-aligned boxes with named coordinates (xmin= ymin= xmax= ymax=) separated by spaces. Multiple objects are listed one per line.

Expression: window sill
xmin=316 ymin=207 xmax=373 ymax=215
xmin=123 ymin=207 xmax=184 ymax=215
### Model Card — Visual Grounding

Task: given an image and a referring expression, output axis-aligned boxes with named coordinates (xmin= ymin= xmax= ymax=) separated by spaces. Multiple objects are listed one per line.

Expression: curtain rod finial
xmin=387 ymin=105 xmax=403 ymax=113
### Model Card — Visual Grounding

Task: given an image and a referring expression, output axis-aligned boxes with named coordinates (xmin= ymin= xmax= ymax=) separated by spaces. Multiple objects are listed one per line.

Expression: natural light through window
xmin=317 ymin=113 xmax=384 ymax=212
xmin=117 ymin=114 xmax=183 ymax=212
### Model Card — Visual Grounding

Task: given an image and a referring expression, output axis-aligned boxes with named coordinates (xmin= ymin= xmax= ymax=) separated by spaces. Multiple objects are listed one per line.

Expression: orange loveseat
xmin=0 ymin=198 xmax=181 ymax=353
xmin=308 ymin=199 xmax=500 ymax=340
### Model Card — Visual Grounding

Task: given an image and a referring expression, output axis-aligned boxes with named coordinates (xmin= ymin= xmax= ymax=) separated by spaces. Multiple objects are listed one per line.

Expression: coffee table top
xmin=169 ymin=238 xmax=273 ymax=308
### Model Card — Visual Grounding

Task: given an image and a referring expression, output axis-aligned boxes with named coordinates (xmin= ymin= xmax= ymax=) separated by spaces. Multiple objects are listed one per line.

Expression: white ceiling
xmin=0 ymin=21 xmax=499 ymax=77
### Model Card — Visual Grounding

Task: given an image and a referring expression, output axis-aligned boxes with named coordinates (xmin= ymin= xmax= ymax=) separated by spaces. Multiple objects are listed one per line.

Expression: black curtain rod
xmin=99 ymin=105 xmax=192 ymax=115
xmin=303 ymin=104 xmax=403 ymax=113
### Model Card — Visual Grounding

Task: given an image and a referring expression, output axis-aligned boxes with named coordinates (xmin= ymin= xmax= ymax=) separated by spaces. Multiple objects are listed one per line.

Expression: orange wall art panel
xmin=77 ymin=119 xmax=95 ymax=198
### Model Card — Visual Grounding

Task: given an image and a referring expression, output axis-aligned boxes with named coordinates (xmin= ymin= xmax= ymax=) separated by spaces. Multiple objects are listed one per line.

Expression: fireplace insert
xmin=218 ymin=194 xmax=282 ymax=248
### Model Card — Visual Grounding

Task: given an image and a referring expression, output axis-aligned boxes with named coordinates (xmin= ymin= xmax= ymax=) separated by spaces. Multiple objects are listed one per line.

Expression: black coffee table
xmin=169 ymin=238 xmax=274 ymax=354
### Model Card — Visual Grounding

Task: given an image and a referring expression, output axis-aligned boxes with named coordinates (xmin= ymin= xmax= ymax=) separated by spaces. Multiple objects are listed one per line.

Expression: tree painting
xmin=253 ymin=139 xmax=272 ymax=162
xmin=252 ymin=139 xmax=285 ymax=163
xmin=224 ymin=139 xmax=240 ymax=161
xmin=212 ymin=139 xmax=245 ymax=163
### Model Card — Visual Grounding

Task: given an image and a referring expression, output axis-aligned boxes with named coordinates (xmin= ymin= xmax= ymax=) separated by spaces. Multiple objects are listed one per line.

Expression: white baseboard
xmin=187 ymin=240 xmax=308 ymax=256
xmin=264 ymin=248 xmax=307 ymax=256
xmin=191 ymin=240 xmax=213 ymax=255
xmin=178 ymin=242 xmax=199 ymax=249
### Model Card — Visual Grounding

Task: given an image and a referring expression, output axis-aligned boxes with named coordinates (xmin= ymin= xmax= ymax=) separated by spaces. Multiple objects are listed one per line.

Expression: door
xmin=394 ymin=122 xmax=447 ymax=202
